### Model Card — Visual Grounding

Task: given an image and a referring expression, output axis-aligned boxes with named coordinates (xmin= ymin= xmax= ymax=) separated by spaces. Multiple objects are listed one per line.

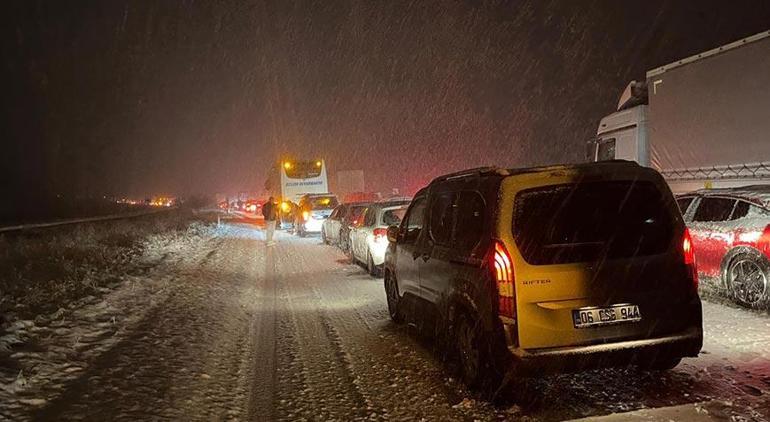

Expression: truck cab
xmin=593 ymin=104 xmax=649 ymax=165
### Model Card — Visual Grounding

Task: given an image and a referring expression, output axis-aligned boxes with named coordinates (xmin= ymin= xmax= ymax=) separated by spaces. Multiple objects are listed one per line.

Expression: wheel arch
xmin=720 ymin=245 xmax=769 ymax=286
xmin=446 ymin=289 xmax=486 ymax=334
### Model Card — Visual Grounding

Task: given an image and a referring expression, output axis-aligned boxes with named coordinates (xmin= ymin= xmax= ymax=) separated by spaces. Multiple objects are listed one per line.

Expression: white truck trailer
xmin=589 ymin=30 xmax=770 ymax=193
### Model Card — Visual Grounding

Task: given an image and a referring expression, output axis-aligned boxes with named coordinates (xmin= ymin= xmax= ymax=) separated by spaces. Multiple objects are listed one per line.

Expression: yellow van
xmin=384 ymin=161 xmax=702 ymax=391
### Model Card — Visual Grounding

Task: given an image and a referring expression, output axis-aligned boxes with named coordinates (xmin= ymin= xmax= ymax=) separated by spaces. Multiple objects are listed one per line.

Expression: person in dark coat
xmin=262 ymin=197 xmax=278 ymax=245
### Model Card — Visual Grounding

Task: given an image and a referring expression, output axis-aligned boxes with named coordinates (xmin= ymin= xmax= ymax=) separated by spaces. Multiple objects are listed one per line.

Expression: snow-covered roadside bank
xmin=0 ymin=216 xmax=217 ymax=421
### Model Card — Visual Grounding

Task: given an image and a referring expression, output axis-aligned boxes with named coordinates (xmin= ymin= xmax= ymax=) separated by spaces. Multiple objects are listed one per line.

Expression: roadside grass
xmin=0 ymin=209 xmax=215 ymax=324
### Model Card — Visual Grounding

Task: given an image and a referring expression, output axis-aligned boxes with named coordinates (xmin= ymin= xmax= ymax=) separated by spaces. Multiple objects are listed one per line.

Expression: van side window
xmin=455 ymin=191 xmax=485 ymax=252
xmin=692 ymin=198 xmax=736 ymax=222
xmin=365 ymin=207 xmax=377 ymax=227
xmin=430 ymin=192 xmax=455 ymax=246
xmin=402 ymin=198 xmax=426 ymax=243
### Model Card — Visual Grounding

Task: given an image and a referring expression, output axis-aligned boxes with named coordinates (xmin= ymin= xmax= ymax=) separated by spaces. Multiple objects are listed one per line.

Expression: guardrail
xmin=0 ymin=207 xmax=177 ymax=234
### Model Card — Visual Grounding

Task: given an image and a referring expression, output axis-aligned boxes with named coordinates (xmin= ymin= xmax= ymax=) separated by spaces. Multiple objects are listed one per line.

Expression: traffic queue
xmin=272 ymin=163 xmax=770 ymax=315
xmin=255 ymin=161 xmax=770 ymax=393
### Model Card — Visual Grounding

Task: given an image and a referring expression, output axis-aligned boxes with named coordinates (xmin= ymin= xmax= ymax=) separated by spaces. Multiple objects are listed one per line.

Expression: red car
xmin=677 ymin=186 xmax=770 ymax=308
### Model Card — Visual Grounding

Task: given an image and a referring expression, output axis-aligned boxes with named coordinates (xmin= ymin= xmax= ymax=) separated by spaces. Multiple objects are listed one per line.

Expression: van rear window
xmin=513 ymin=181 xmax=674 ymax=265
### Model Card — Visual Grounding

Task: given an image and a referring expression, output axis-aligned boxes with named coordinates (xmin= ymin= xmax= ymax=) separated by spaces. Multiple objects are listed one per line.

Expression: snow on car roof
xmin=687 ymin=185 xmax=770 ymax=210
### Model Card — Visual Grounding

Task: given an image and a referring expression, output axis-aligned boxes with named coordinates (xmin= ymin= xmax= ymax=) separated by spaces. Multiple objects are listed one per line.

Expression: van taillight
xmin=683 ymin=228 xmax=698 ymax=290
xmin=492 ymin=241 xmax=515 ymax=318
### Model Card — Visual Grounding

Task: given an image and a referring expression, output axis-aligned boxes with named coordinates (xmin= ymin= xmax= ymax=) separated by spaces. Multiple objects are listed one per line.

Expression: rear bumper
xmin=368 ymin=238 xmax=388 ymax=266
xmin=510 ymin=326 xmax=702 ymax=375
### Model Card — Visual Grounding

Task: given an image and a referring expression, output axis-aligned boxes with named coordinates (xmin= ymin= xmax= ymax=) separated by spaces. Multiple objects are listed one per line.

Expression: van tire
xmin=455 ymin=312 xmax=503 ymax=393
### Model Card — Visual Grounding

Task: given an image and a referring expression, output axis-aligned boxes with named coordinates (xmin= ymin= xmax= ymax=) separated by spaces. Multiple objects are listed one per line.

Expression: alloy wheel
xmin=729 ymin=258 xmax=768 ymax=306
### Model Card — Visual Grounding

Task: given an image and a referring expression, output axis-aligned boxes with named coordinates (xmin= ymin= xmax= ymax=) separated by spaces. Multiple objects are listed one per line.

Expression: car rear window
xmin=308 ymin=196 xmax=339 ymax=210
xmin=346 ymin=206 xmax=367 ymax=223
xmin=692 ymin=197 xmax=736 ymax=222
xmin=513 ymin=181 xmax=675 ymax=265
xmin=382 ymin=207 xmax=407 ymax=226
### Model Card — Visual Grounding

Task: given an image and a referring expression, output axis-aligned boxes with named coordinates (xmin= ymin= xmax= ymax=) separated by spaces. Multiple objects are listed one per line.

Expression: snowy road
xmin=3 ymin=222 xmax=770 ymax=421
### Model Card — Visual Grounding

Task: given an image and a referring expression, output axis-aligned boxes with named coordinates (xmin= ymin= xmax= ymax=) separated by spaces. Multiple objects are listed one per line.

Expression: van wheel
xmin=384 ymin=271 xmax=403 ymax=323
xmin=455 ymin=313 xmax=503 ymax=392
xmin=727 ymin=252 xmax=770 ymax=308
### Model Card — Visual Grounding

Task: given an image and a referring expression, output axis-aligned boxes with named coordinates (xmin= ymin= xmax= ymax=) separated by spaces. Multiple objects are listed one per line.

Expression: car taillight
xmin=302 ymin=211 xmax=309 ymax=221
xmin=492 ymin=240 xmax=515 ymax=319
xmin=373 ymin=227 xmax=387 ymax=242
xmin=683 ymin=228 xmax=698 ymax=290
xmin=758 ymin=225 xmax=770 ymax=257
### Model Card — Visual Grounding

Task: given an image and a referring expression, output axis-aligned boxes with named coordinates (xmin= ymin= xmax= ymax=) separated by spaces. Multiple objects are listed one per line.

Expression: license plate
xmin=572 ymin=304 xmax=641 ymax=328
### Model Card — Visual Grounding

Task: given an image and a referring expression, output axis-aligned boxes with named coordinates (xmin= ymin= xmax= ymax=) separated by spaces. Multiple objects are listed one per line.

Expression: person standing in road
xmin=263 ymin=197 xmax=278 ymax=246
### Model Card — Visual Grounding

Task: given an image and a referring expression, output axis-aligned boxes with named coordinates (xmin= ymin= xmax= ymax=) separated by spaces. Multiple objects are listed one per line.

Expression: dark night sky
xmin=3 ymin=0 xmax=770 ymax=210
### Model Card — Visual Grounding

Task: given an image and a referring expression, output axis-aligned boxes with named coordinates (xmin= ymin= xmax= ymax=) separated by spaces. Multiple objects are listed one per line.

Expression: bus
xmin=265 ymin=159 xmax=330 ymax=227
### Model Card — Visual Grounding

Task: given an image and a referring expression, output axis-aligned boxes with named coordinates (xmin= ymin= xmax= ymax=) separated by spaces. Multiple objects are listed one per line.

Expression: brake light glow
xmin=302 ymin=211 xmax=309 ymax=221
xmin=373 ymin=227 xmax=387 ymax=242
xmin=683 ymin=228 xmax=698 ymax=290
xmin=492 ymin=240 xmax=515 ymax=318
xmin=758 ymin=225 xmax=770 ymax=257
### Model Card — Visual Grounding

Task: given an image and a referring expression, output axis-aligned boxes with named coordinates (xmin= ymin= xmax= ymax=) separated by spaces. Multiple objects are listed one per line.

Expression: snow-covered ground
xmin=1 ymin=222 xmax=769 ymax=421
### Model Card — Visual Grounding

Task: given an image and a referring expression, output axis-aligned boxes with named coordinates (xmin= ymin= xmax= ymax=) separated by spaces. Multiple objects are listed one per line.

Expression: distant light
xmin=316 ymin=161 xmax=322 ymax=167
xmin=284 ymin=162 xmax=292 ymax=170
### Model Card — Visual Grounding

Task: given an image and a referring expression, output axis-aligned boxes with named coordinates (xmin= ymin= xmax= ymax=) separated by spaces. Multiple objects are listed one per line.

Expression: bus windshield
xmin=285 ymin=161 xmax=322 ymax=179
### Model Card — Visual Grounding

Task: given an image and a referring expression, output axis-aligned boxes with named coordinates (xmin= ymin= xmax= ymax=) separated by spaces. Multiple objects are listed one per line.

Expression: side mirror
xmin=585 ymin=138 xmax=598 ymax=162
xmin=386 ymin=225 xmax=399 ymax=243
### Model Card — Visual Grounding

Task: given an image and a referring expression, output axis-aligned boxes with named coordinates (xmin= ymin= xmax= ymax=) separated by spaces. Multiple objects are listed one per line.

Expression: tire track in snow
xmin=270 ymin=240 xmax=375 ymax=421
xmin=275 ymin=238 xmax=482 ymax=421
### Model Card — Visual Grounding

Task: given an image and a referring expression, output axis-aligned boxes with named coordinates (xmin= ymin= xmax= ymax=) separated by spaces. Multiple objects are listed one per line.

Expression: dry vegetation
xmin=0 ymin=209 xmax=214 ymax=323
